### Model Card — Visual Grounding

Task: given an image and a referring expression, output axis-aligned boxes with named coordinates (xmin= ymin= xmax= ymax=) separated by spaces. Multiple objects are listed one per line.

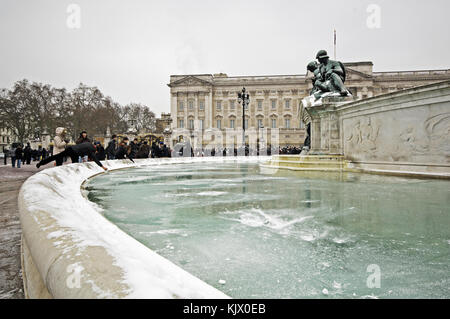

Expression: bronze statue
xmin=307 ymin=50 xmax=350 ymax=100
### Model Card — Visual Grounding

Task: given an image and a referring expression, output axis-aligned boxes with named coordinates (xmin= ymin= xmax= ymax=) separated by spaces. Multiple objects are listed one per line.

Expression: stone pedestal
xmin=305 ymin=95 xmax=354 ymax=155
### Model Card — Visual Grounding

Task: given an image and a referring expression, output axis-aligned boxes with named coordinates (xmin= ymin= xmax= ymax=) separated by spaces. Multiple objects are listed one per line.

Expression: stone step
xmin=264 ymin=155 xmax=349 ymax=172
xmin=269 ymin=159 xmax=347 ymax=166
xmin=268 ymin=161 xmax=347 ymax=169
xmin=272 ymin=155 xmax=345 ymax=162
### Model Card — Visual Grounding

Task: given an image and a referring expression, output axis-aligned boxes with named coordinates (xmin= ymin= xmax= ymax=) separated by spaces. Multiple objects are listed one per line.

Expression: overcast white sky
xmin=1 ymin=0 xmax=449 ymax=115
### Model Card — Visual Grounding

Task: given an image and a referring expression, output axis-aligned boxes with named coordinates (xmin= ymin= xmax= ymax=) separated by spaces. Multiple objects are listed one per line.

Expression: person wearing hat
xmin=76 ymin=131 xmax=91 ymax=144
xmin=316 ymin=49 xmax=348 ymax=96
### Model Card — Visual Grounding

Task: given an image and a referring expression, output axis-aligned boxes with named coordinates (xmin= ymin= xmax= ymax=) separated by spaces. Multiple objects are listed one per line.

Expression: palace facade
xmin=168 ymin=63 xmax=450 ymax=148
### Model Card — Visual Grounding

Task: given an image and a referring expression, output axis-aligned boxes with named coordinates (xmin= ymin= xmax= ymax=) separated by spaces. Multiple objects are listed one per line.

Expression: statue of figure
xmin=316 ymin=49 xmax=349 ymax=96
xmin=306 ymin=50 xmax=351 ymax=101
xmin=300 ymin=50 xmax=352 ymax=154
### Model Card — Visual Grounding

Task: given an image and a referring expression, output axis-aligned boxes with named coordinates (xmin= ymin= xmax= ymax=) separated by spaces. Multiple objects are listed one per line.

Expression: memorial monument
xmin=300 ymin=50 xmax=354 ymax=153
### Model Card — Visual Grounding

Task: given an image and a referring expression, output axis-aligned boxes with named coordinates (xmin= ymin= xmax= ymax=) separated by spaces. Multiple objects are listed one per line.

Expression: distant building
xmin=154 ymin=112 xmax=172 ymax=134
xmin=168 ymin=63 xmax=450 ymax=147
xmin=0 ymin=127 xmax=12 ymax=151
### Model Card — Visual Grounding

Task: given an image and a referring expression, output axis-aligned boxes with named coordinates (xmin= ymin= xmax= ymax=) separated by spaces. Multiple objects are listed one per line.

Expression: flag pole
xmin=334 ymin=29 xmax=336 ymax=60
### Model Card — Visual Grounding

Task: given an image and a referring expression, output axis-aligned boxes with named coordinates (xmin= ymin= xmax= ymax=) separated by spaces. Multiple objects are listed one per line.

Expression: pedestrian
xmin=15 ymin=144 xmax=23 ymax=168
xmin=115 ymin=137 xmax=133 ymax=162
xmin=76 ymin=131 xmax=91 ymax=162
xmin=136 ymin=141 xmax=150 ymax=158
xmin=37 ymin=145 xmax=43 ymax=161
xmin=10 ymin=145 xmax=17 ymax=168
xmin=95 ymin=141 xmax=106 ymax=161
xmin=3 ymin=148 xmax=8 ymax=165
xmin=36 ymin=142 xmax=108 ymax=171
xmin=76 ymin=131 xmax=91 ymax=144
xmin=129 ymin=138 xmax=139 ymax=159
xmin=106 ymin=134 xmax=117 ymax=160
xmin=151 ymin=142 xmax=159 ymax=158
xmin=53 ymin=127 xmax=69 ymax=166
xmin=24 ymin=143 xmax=32 ymax=164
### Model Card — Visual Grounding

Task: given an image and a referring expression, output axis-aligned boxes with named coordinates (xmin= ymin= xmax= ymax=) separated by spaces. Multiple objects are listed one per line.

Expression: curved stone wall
xmin=19 ymin=157 xmax=266 ymax=298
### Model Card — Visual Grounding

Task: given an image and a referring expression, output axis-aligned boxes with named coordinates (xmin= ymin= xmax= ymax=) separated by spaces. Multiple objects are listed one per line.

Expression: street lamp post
xmin=237 ymin=87 xmax=250 ymax=147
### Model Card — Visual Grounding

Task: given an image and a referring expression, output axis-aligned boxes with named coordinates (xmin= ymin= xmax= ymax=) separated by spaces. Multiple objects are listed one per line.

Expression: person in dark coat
xmin=95 ymin=141 xmax=106 ymax=160
xmin=10 ymin=146 xmax=17 ymax=167
xmin=24 ymin=143 xmax=32 ymax=164
xmin=36 ymin=142 xmax=107 ymax=170
xmin=3 ymin=148 xmax=8 ymax=165
xmin=15 ymin=145 xmax=23 ymax=168
xmin=129 ymin=138 xmax=140 ymax=159
xmin=76 ymin=131 xmax=91 ymax=144
xmin=136 ymin=141 xmax=150 ymax=158
xmin=115 ymin=137 xmax=134 ymax=162
xmin=151 ymin=142 xmax=159 ymax=158
xmin=161 ymin=144 xmax=167 ymax=157
xmin=106 ymin=135 xmax=117 ymax=160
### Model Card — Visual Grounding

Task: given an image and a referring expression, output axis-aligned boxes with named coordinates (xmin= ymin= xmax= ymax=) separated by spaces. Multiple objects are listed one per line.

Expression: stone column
xmin=205 ymin=90 xmax=211 ymax=129
xmin=194 ymin=92 xmax=199 ymax=128
xmin=171 ymin=93 xmax=178 ymax=130
xmin=209 ymin=89 xmax=213 ymax=128
xmin=184 ymin=94 xmax=188 ymax=131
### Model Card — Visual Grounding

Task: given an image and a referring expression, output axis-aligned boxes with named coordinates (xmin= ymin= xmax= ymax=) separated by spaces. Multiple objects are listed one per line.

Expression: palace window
xmin=285 ymin=100 xmax=290 ymax=109
xmin=189 ymin=101 xmax=194 ymax=110
xmin=271 ymin=118 xmax=277 ymax=128
xmin=216 ymin=101 xmax=221 ymax=110
xmin=285 ymin=118 xmax=291 ymax=128
xmin=230 ymin=119 xmax=235 ymax=129
xmin=189 ymin=119 xmax=194 ymax=129
xmin=179 ymin=119 xmax=184 ymax=128
xmin=199 ymin=101 xmax=205 ymax=110
xmin=217 ymin=119 xmax=222 ymax=129
xmin=230 ymin=100 xmax=235 ymax=110
xmin=272 ymin=100 xmax=277 ymax=109
xmin=257 ymin=100 xmax=263 ymax=110
xmin=200 ymin=119 xmax=204 ymax=130
xmin=257 ymin=119 xmax=263 ymax=128
xmin=179 ymin=101 xmax=184 ymax=111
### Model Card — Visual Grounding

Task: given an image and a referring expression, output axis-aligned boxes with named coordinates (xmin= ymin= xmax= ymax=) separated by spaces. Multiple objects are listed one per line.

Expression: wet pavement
xmin=0 ymin=162 xmax=39 ymax=299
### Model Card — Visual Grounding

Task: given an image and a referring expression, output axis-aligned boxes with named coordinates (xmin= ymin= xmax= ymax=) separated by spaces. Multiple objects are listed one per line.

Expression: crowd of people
xmin=2 ymin=143 xmax=50 ymax=168
xmin=2 ymin=127 xmax=307 ymax=169
xmin=278 ymin=146 xmax=303 ymax=155
xmin=34 ymin=128 xmax=174 ymax=169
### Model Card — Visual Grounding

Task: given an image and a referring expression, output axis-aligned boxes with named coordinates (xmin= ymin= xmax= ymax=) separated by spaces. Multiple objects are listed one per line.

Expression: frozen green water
xmin=86 ymin=161 xmax=450 ymax=298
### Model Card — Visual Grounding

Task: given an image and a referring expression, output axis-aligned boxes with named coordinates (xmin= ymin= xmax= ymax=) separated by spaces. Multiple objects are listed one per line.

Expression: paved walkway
xmin=0 ymin=162 xmax=40 ymax=299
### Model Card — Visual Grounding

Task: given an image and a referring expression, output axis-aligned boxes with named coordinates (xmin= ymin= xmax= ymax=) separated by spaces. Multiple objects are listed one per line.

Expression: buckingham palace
xmin=168 ymin=62 xmax=450 ymax=148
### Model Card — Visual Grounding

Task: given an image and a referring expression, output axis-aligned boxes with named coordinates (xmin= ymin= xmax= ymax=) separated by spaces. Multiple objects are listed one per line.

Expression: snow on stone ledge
xmin=19 ymin=156 xmax=268 ymax=298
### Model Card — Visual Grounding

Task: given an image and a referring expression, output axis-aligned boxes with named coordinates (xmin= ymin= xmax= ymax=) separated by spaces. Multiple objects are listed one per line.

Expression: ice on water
xmin=87 ymin=162 xmax=450 ymax=299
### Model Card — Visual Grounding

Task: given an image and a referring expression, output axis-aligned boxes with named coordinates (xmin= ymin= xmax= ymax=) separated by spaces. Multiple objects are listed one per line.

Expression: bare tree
xmin=0 ymin=80 xmax=158 ymax=143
